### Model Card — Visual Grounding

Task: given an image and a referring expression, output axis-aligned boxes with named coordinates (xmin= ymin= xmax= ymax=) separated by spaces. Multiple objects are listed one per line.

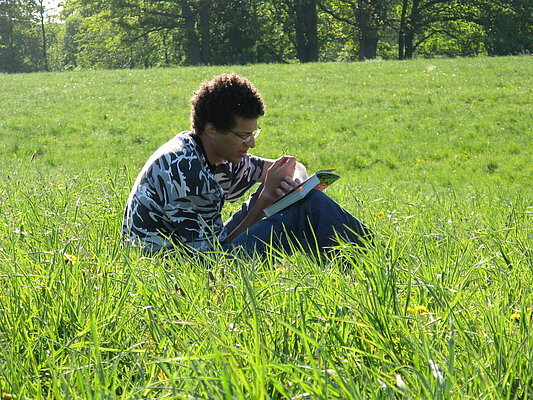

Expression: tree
xmin=317 ymin=0 xmax=389 ymax=60
xmin=0 ymin=0 xmax=43 ymax=72
xmin=208 ymin=0 xmax=263 ymax=65
xmin=36 ymin=0 xmax=48 ymax=70
xmin=286 ymin=0 xmax=319 ymax=62
xmin=473 ymin=0 xmax=532 ymax=55
xmin=60 ymin=0 xmax=209 ymax=66
xmin=396 ymin=0 xmax=484 ymax=59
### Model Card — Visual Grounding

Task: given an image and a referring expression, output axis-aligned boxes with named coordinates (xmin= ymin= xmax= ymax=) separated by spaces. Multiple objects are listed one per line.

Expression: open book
xmin=264 ymin=170 xmax=341 ymax=217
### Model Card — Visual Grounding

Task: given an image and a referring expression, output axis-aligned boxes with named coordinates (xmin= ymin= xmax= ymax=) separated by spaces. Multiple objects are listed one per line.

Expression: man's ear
xmin=204 ymin=123 xmax=217 ymax=138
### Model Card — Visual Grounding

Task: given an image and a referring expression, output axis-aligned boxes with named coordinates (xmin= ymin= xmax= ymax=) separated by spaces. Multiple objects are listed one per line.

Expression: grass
xmin=0 ymin=56 xmax=532 ymax=399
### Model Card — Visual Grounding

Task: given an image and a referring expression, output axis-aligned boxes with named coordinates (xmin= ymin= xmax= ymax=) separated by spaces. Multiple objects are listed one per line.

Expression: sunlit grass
xmin=0 ymin=56 xmax=532 ymax=398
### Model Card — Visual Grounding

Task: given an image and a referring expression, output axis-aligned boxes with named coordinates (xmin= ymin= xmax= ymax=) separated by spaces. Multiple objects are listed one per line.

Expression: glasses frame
xmin=228 ymin=127 xmax=261 ymax=143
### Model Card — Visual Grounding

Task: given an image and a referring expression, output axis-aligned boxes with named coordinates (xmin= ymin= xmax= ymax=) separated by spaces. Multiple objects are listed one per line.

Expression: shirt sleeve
xmin=214 ymin=155 xmax=265 ymax=203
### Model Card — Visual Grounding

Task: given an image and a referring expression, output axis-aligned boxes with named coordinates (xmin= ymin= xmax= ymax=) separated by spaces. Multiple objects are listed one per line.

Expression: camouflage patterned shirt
xmin=122 ymin=131 xmax=265 ymax=253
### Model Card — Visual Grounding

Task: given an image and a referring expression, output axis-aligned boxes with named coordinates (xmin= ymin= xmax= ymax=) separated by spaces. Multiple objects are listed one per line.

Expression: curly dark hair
xmin=190 ymin=73 xmax=265 ymax=134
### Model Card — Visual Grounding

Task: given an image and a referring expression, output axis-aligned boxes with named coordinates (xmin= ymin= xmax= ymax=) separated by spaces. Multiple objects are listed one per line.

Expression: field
xmin=0 ymin=56 xmax=532 ymax=399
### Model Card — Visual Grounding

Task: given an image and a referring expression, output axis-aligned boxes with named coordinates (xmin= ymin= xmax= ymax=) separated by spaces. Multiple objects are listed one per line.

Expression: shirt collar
xmin=190 ymin=132 xmax=217 ymax=174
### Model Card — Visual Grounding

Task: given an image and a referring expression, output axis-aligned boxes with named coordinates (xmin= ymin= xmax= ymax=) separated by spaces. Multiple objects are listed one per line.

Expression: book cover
xmin=264 ymin=170 xmax=340 ymax=217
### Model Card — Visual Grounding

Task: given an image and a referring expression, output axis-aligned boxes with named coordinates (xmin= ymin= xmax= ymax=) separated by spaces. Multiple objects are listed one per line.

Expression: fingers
xmin=270 ymin=177 xmax=297 ymax=200
xmin=271 ymin=156 xmax=296 ymax=172
xmin=284 ymin=176 xmax=300 ymax=187
xmin=275 ymin=188 xmax=285 ymax=198
xmin=279 ymin=179 xmax=293 ymax=193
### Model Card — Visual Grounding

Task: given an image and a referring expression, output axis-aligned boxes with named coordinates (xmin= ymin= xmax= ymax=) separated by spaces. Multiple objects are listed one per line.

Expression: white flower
xmin=396 ymin=374 xmax=408 ymax=393
xmin=429 ymin=359 xmax=444 ymax=383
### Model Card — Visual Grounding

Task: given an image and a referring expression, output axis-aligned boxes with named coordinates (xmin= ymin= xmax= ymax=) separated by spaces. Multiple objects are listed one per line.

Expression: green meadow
xmin=0 ymin=56 xmax=532 ymax=399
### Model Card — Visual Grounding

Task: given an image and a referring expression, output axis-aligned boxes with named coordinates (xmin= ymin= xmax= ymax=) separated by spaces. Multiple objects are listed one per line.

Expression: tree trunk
xmin=398 ymin=0 xmax=409 ymax=59
xmin=294 ymin=0 xmax=318 ymax=62
xmin=198 ymin=0 xmax=210 ymax=64
xmin=403 ymin=0 xmax=420 ymax=59
xmin=38 ymin=0 xmax=49 ymax=71
xmin=404 ymin=29 xmax=415 ymax=58
xmin=182 ymin=1 xmax=201 ymax=65
xmin=359 ymin=28 xmax=378 ymax=60
xmin=357 ymin=0 xmax=378 ymax=60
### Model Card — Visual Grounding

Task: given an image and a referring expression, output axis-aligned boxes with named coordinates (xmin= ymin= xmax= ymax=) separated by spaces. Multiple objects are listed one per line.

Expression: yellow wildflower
xmin=510 ymin=313 xmax=520 ymax=320
xmin=407 ymin=305 xmax=429 ymax=314
xmin=3 ymin=393 xmax=14 ymax=400
xmin=414 ymin=305 xmax=429 ymax=313
xmin=377 ymin=211 xmax=385 ymax=218
xmin=63 ymin=253 xmax=77 ymax=263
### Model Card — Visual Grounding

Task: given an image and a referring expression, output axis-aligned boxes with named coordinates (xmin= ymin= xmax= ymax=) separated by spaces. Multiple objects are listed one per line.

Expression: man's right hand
xmin=262 ymin=156 xmax=299 ymax=203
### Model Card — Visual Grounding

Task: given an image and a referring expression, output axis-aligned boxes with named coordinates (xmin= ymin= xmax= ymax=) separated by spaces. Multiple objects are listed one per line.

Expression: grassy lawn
xmin=0 ymin=56 xmax=532 ymax=398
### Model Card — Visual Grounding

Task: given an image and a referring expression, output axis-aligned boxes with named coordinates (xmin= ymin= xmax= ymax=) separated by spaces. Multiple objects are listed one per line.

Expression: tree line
xmin=1 ymin=0 xmax=531 ymax=73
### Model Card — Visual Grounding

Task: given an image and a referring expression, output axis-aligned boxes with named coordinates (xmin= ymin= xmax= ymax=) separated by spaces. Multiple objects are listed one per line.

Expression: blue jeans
xmin=225 ymin=187 xmax=371 ymax=257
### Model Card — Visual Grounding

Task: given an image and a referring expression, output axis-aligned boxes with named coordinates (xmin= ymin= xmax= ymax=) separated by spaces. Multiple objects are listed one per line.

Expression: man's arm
xmin=227 ymin=156 xmax=306 ymax=242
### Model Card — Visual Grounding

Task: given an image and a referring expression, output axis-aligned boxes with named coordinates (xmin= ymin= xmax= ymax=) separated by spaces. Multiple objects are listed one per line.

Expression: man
xmin=122 ymin=73 xmax=370 ymax=256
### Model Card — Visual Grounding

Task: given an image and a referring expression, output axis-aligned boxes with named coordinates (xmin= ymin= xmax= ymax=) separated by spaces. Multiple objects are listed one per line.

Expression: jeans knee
xmin=304 ymin=189 xmax=337 ymax=210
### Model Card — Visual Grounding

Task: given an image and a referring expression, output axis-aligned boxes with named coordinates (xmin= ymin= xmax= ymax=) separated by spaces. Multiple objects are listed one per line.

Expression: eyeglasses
xmin=228 ymin=127 xmax=261 ymax=143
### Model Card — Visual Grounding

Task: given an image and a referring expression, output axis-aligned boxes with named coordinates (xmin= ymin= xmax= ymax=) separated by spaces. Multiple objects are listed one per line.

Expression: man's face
xmin=210 ymin=116 xmax=259 ymax=164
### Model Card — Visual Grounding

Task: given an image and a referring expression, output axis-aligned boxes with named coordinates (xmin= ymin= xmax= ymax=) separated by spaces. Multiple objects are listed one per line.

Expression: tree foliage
xmin=0 ymin=0 xmax=531 ymax=72
xmin=0 ymin=0 xmax=44 ymax=72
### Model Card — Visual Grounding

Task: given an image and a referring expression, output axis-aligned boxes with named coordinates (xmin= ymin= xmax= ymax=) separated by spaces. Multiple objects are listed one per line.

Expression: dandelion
xmin=414 ymin=305 xmax=429 ymax=313
xmin=275 ymin=265 xmax=286 ymax=273
xmin=407 ymin=305 xmax=429 ymax=314
xmin=63 ymin=253 xmax=77 ymax=263
xmin=510 ymin=313 xmax=520 ymax=320
xmin=377 ymin=211 xmax=385 ymax=218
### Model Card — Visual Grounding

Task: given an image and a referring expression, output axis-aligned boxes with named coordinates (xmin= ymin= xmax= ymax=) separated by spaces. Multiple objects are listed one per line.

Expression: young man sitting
xmin=122 ymin=73 xmax=370 ymax=256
